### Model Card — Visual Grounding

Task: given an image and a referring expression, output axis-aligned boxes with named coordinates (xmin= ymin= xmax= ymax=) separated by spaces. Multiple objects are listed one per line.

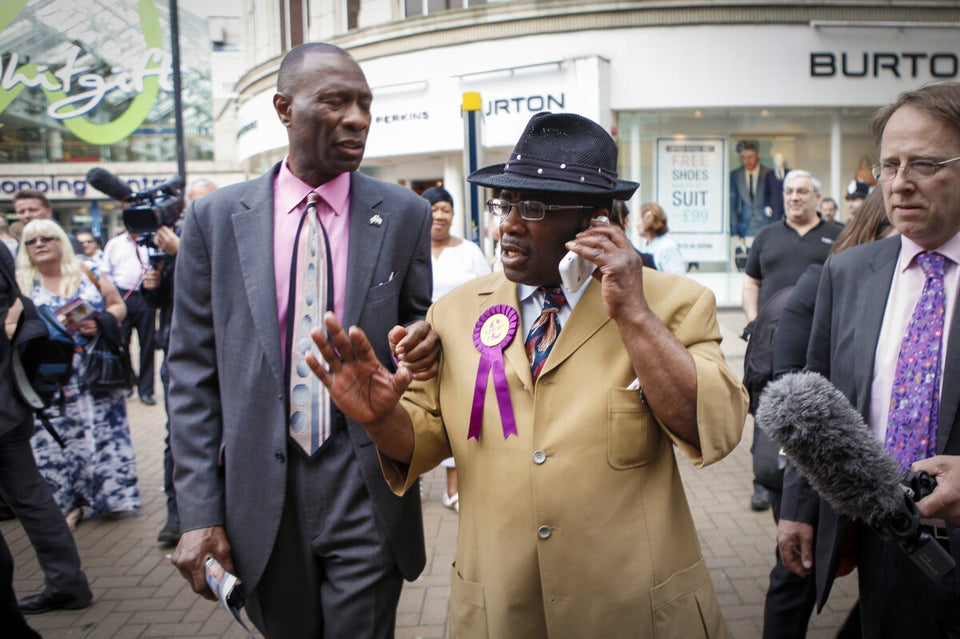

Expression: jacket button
xmin=532 ymin=450 xmax=547 ymax=464
xmin=537 ymin=525 xmax=552 ymax=539
xmin=275 ymin=451 xmax=285 ymax=463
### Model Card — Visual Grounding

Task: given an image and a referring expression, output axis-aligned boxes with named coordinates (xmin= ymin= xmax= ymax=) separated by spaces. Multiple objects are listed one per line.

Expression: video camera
xmin=882 ymin=470 xmax=954 ymax=581
xmin=86 ymin=168 xmax=184 ymax=264
xmin=901 ymin=469 xmax=937 ymax=503
xmin=122 ymin=177 xmax=184 ymax=236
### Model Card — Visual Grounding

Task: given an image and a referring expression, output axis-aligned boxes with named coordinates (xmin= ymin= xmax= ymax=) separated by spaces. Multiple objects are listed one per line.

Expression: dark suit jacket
xmin=765 ymin=167 xmax=787 ymax=222
xmin=786 ymin=237 xmax=960 ymax=609
xmin=168 ymin=164 xmax=431 ymax=591
xmin=730 ymin=164 xmax=774 ymax=237
xmin=0 ymin=247 xmax=32 ymax=435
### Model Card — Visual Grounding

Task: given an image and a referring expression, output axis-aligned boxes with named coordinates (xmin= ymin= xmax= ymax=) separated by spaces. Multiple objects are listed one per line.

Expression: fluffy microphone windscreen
xmin=756 ymin=371 xmax=905 ymax=526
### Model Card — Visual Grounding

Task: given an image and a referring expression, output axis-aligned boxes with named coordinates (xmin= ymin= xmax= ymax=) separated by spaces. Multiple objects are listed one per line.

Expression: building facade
xmin=5 ymin=1 xmax=959 ymax=304
xmin=232 ymin=0 xmax=960 ymax=304
xmin=0 ymin=0 xmax=246 ymax=240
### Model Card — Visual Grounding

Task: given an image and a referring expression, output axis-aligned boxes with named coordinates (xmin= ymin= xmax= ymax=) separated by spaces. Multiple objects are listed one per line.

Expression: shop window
xmin=347 ymin=0 xmax=360 ymax=29
xmin=281 ymin=0 xmax=307 ymax=49
xmin=617 ymin=107 xmax=876 ymax=270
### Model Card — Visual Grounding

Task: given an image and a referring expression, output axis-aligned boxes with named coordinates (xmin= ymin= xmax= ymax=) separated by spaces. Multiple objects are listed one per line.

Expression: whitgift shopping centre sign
xmin=0 ymin=0 xmax=171 ymax=145
xmin=1 ymin=173 xmax=174 ymax=199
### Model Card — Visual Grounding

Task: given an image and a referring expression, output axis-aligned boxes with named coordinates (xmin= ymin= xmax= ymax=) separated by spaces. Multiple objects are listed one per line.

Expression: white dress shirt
xmin=102 ymin=233 xmax=148 ymax=291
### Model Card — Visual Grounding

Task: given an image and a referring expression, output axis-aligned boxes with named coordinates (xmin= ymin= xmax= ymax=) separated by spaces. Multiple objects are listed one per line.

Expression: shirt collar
xmin=899 ymin=232 xmax=960 ymax=272
xmin=277 ymin=157 xmax=352 ymax=216
xmin=518 ymin=277 xmax=590 ymax=309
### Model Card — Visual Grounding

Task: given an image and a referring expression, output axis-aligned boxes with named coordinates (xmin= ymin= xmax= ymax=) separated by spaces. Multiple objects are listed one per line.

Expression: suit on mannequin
xmin=764 ymin=153 xmax=788 ymax=223
xmin=730 ymin=140 xmax=775 ymax=239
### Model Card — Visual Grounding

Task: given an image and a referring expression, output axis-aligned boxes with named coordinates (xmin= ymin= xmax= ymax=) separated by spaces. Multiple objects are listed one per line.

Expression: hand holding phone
xmin=559 ymin=250 xmax=595 ymax=293
xmin=558 ymin=215 xmax=609 ymax=293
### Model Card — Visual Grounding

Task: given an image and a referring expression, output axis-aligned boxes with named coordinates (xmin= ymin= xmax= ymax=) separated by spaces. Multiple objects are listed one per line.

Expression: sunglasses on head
xmin=24 ymin=236 xmax=59 ymax=247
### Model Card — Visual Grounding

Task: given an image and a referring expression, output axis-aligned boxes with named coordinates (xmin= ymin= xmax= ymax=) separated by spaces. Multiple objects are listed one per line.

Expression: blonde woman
xmin=17 ymin=219 xmax=140 ymax=529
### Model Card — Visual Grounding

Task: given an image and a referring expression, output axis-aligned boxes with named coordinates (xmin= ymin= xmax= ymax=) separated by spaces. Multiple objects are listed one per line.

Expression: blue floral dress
xmin=28 ymin=264 xmax=141 ymax=518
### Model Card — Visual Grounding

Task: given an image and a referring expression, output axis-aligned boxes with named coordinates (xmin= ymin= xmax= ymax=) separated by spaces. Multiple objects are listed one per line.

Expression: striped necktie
xmin=524 ymin=286 xmax=566 ymax=378
xmin=287 ymin=192 xmax=334 ymax=457
xmin=885 ymin=251 xmax=947 ymax=469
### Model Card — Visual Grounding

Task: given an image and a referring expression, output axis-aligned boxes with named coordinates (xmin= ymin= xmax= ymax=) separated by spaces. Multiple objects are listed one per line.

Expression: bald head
xmin=277 ymin=42 xmax=352 ymax=95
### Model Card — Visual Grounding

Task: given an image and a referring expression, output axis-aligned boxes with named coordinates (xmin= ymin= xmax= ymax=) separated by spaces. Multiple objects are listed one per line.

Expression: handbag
xmin=78 ymin=331 xmax=135 ymax=392
xmin=76 ymin=263 xmax=135 ymax=393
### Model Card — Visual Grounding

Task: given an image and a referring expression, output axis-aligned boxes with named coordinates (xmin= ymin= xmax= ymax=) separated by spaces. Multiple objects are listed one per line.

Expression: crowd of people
xmin=3 ymin=40 xmax=960 ymax=639
xmin=0 ymin=181 xmax=217 ymax=633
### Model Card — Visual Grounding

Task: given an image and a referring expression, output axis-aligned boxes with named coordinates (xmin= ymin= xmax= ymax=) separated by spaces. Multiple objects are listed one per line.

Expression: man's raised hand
xmin=305 ymin=312 xmax=412 ymax=425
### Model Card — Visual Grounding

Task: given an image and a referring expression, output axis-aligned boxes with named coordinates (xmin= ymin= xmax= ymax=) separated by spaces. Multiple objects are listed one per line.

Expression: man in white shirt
xmin=102 ymin=232 xmax=157 ymax=404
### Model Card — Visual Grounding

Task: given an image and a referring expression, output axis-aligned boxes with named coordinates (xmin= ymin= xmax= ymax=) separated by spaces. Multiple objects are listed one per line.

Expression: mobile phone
xmin=559 ymin=250 xmax=596 ymax=293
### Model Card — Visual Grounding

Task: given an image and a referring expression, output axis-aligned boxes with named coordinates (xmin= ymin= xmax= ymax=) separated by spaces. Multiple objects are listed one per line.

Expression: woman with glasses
xmin=16 ymin=220 xmax=140 ymax=530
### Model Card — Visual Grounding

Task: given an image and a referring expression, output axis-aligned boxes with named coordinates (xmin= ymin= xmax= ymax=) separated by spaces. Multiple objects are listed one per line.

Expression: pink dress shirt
xmin=273 ymin=159 xmax=351 ymax=367
xmin=870 ymin=233 xmax=960 ymax=442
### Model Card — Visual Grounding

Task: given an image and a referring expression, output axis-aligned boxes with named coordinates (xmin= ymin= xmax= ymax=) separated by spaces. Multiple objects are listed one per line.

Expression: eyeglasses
xmin=486 ymin=198 xmax=595 ymax=222
xmin=871 ymin=156 xmax=960 ymax=182
xmin=24 ymin=236 xmax=59 ymax=247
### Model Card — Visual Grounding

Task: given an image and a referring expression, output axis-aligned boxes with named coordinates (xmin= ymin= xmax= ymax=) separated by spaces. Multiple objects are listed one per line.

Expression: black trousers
xmin=857 ymin=524 xmax=960 ymax=638
xmin=160 ymin=354 xmax=177 ymax=520
xmin=762 ymin=487 xmax=819 ymax=639
xmin=0 ymin=419 xmax=90 ymax=601
xmin=0 ymin=531 xmax=41 ymax=639
xmin=118 ymin=290 xmax=157 ymax=399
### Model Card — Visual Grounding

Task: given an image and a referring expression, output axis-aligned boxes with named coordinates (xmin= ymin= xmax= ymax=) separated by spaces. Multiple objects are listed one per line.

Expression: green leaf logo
xmin=0 ymin=0 xmax=165 ymax=145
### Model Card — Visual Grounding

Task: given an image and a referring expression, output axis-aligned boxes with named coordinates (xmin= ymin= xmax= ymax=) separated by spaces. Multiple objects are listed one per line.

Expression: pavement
xmin=5 ymin=309 xmax=860 ymax=638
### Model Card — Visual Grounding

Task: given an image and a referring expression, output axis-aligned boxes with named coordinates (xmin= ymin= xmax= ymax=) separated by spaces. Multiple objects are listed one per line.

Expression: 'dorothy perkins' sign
xmin=0 ymin=0 xmax=171 ymax=146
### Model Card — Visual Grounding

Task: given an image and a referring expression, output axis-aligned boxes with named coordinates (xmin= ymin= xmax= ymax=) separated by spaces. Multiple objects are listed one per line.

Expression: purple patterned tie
xmin=288 ymin=192 xmax=333 ymax=457
xmin=885 ymin=251 xmax=947 ymax=469
xmin=524 ymin=287 xmax=565 ymax=378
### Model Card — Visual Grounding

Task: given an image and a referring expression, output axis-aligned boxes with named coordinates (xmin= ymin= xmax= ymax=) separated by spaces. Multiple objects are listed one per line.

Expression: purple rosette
xmin=469 ymin=305 xmax=519 ymax=440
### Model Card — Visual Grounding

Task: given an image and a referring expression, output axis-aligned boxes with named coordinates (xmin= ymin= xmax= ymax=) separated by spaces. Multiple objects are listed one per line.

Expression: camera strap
xmin=121 ymin=269 xmax=148 ymax=301
xmin=80 ymin=263 xmax=102 ymax=294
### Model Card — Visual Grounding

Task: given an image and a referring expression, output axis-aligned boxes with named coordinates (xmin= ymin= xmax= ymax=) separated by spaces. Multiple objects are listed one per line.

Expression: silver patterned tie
xmin=287 ymin=192 xmax=333 ymax=457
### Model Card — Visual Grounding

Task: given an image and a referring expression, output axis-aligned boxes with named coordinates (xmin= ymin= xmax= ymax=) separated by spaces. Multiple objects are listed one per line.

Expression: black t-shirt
xmin=746 ymin=218 xmax=842 ymax=311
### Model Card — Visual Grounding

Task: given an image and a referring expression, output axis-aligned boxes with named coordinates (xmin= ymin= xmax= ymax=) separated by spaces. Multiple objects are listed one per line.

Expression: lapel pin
xmin=369 ymin=213 xmax=383 ymax=226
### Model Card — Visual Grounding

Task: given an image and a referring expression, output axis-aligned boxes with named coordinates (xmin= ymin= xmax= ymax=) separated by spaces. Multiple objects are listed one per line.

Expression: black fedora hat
xmin=467 ymin=112 xmax=639 ymax=200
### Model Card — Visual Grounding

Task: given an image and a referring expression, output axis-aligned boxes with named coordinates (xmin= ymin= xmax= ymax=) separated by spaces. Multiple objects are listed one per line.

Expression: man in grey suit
xmin=168 ymin=43 xmax=438 ymax=638
xmin=777 ymin=82 xmax=960 ymax=637
xmin=730 ymin=140 xmax=775 ymax=241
